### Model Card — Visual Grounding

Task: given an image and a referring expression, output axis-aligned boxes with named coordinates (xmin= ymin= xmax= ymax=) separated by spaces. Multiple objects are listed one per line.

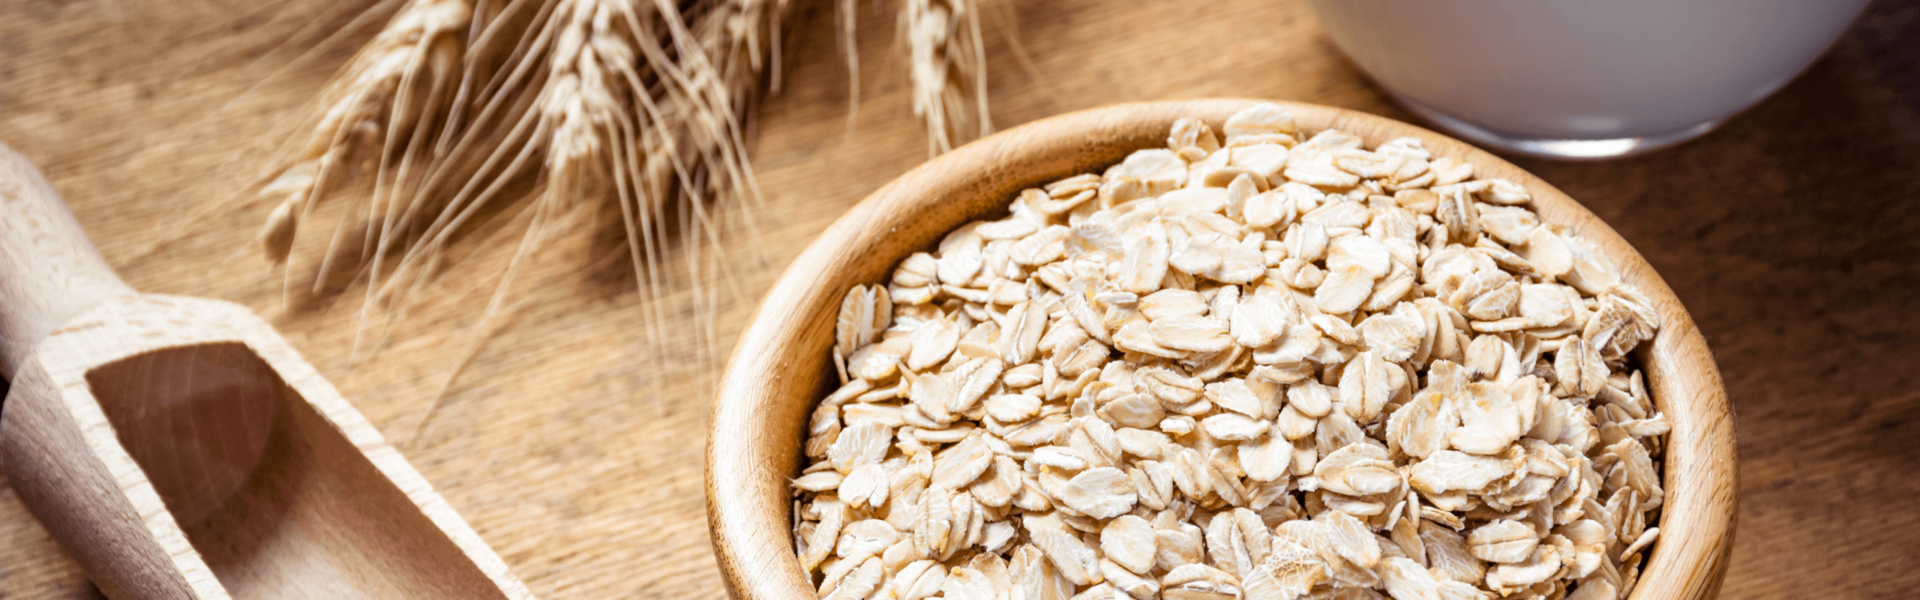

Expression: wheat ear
xmin=260 ymin=0 xmax=783 ymax=338
xmin=255 ymin=0 xmax=788 ymax=435
xmin=900 ymin=0 xmax=991 ymax=155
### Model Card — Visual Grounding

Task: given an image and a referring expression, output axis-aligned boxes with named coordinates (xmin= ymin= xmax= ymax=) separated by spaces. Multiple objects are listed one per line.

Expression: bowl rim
xmin=707 ymin=98 xmax=1736 ymax=600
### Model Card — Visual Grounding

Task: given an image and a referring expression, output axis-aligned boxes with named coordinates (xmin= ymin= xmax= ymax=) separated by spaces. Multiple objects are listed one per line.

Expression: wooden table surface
xmin=2 ymin=0 xmax=1916 ymax=598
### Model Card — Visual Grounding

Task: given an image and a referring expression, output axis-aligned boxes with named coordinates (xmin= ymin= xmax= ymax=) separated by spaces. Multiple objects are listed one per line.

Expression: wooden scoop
xmin=0 ymin=144 xmax=534 ymax=599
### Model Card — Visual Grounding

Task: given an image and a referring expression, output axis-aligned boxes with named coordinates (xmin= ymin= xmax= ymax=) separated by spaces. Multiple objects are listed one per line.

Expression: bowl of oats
xmin=707 ymin=99 xmax=1734 ymax=600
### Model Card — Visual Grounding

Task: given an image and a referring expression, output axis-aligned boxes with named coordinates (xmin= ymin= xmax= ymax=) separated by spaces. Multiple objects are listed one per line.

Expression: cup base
xmin=1390 ymin=93 xmax=1723 ymax=161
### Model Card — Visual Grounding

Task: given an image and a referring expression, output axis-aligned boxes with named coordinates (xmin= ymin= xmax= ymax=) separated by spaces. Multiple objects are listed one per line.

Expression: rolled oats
xmin=794 ymin=104 xmax=1669 ymax=600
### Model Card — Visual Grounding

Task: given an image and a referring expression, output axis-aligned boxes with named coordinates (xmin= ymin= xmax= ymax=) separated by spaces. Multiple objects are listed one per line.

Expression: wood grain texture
xmin=0 ymin=147 xmax=532 ymax=598
xmin=707 ymin=99 xmax=1737 ymax=599
xmin=3 ymin=0 xmax=1919 ymax=598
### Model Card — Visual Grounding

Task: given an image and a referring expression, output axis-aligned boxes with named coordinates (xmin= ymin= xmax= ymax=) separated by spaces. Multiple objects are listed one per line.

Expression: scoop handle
xmin=0 ymin=143 xmax=136 ymax=380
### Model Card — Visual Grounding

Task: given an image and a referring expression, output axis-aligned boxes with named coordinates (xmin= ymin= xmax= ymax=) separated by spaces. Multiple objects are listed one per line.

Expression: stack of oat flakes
xmin=793 ymin=104 xmax=1670 ymax=600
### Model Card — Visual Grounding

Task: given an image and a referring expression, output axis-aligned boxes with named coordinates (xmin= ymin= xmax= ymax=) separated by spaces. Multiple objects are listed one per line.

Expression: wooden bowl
xmin=706 ymin=99 xmax=1736 ymax=599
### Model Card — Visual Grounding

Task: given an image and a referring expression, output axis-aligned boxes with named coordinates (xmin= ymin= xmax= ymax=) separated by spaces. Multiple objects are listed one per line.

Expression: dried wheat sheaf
xmin=260 ymin=0 xmax=996 ymax=343
xmin=258 ymin=0 xmax=791 ymax=359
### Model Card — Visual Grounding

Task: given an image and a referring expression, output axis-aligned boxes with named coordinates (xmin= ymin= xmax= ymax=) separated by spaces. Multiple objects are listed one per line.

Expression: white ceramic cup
xmin=1303 ymin=0 xmax=1871 ymax=159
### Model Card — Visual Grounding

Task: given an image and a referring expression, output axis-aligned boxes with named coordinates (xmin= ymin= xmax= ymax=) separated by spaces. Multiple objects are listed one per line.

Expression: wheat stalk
xmin=834 ymin=0 xmax=992 ymax=155
xmin=259 ymin=0 xmax=783 ymax=348
xmin=259 ymin=0 xmax=470 ymax=285
xmin=900 ymin=0 xmax=991 ymax=155
xmin=262 ymin=0 xmax=994 ymax=335
xmin=258 ymin=0 xmax=1000 ymax=434
xmin=250 ymin=0 xmax=789 ymax=444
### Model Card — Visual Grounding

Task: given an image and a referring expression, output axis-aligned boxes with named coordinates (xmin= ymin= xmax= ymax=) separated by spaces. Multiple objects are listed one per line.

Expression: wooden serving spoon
xmin=0 ymin=143 xmax=534 ymax=599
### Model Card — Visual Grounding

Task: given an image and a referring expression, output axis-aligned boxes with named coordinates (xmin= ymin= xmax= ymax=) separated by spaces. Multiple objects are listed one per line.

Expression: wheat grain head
xmin=256 ymin=0 xmax=792 ymax=428
xmin=900 ymin=0 xmax=990 ymax=156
